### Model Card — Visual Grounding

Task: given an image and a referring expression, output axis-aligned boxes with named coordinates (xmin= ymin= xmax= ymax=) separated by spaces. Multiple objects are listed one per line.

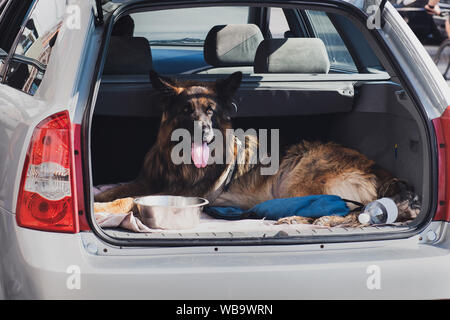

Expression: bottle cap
xmin=377 ymin=198 xmax=398 ymax=223
xmin=358 ymin=213 xmax=371 ymax=224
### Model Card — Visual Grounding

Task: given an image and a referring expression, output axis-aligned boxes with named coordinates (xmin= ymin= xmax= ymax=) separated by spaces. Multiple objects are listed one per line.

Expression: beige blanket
xmin=92 ymin=187 xmax=328 ymax=233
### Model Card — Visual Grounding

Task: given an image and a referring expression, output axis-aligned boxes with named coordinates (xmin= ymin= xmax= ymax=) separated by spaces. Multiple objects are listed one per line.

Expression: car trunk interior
xmin=87 ymin=4 xmax=432 ymax=243
xmin=89 ymin=75 xmax=428 ymax=240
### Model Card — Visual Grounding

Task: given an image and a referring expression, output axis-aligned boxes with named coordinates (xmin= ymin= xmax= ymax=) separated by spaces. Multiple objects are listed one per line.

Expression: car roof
xmin=102 ymin=0 xmax=380 ymax=11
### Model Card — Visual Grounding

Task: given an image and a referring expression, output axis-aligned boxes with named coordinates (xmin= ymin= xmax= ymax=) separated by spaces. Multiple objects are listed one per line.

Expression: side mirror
xmin=0 ymin=47 xmax=46 ymax=73
xmin=11 ymin=53 xmax=46 ymax=72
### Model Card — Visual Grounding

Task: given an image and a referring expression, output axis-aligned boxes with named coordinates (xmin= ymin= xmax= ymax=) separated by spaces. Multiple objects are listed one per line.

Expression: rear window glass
xmin=107 ymin=6 xmax=385 ymax=75
xmin=269 ymin=7 xmax=290 ymax=38
xmin=131 ymin=7 xmax=250 ymax=46
xmin=129 ymin=7 xmax=249 ymax=74
xmin=305 ymin=10 xmax=357 ymax=72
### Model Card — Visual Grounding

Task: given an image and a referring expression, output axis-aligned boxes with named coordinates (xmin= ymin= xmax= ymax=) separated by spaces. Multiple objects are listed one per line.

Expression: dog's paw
xmin=313 ymin=216 xmax=342 ymax=227
xmin=312 ymin=214 xmax=360 ymax=227
xmin=94 ymin=197 xmax=135 ymax=214
xmin=312 ymin=216 xmax=347 ymax=227
xmin=275 ymin=216 xmax=314 ymax=225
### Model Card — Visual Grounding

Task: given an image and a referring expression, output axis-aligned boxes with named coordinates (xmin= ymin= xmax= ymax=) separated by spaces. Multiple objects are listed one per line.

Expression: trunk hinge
xmin=93 ymin=0 xmax=104 ymax=26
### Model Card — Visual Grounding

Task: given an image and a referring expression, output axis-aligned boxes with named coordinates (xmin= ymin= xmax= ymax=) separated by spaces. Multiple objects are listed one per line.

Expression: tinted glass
xmin=269 ymin=8 xmax=290 ymax=38
xmin=305 ymin=10 xmax=357 ymax=72
xmin=129 ymin=7 xmax=249 ymax=74
xmin=132 ymin=7 xmax=250 ymax=46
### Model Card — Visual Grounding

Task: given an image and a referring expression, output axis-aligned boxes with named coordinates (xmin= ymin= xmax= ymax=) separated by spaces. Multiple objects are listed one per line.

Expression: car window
xmin=4 ymin=0 xmax=65 ymax=95
xmin=132 ymin=7 xmax=250 ymax=46
xmin=130 ymin=7 xmax=250 ymax=74
xmin=304 ymin=10 xmax=357 ymax=72
xmin=269 ymin=8 xmax=290 ymax=38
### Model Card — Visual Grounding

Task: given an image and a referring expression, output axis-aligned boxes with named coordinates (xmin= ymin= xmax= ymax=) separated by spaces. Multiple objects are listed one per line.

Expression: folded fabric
xmin=95 ymin=211 xmax=154 ymax=232
xmin=204 ymin=195 xmax=351 ymax=220
xmin=94 ymin=210 xmax=332 ymax=233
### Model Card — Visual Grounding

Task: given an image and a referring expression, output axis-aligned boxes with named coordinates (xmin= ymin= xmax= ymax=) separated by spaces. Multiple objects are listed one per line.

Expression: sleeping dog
xmin=94 ymin=71 xmax=420 ymax=226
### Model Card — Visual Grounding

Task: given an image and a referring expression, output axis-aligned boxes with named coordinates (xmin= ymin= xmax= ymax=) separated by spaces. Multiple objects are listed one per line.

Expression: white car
xmin=0 ymin=0 xmax=450 ymax=299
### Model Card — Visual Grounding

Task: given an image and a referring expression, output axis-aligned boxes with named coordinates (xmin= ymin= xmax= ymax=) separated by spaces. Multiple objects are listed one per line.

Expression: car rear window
xmin=304 ymin=10 xmax=358 ymax=72
xmin=269 ymin=7 xmax=290 ymax=38
xmin=107 ymin=5 xmax=384 ymax=75
xmin=130 ymin=7 xmax=249 ymax=74
xmin=131 ymin=7 xmax=250 ymax=46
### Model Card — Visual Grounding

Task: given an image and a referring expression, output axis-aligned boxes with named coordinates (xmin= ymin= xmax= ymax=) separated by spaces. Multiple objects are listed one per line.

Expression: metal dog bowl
xmin=134 ymin=195 xmax=208 ymax=230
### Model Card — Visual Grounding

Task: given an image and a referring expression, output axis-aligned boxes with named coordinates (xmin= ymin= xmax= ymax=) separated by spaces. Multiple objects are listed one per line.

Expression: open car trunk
xmin=89 ymin=73 xmax=431 ymax=242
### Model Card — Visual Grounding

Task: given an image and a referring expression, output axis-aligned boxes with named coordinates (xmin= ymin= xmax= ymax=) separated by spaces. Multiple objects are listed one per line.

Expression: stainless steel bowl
xmin=134 ymin=195 xmax=209 ymax=230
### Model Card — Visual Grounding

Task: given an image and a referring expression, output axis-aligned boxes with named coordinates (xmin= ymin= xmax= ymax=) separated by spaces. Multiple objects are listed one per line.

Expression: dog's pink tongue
xmin=191 ymin=142 xmax=209 ymax=168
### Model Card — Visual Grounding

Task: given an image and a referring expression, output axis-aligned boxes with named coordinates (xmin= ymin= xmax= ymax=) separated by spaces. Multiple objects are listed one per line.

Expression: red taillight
xmin=433 ymin=107 xmax=450 ymax=222
xmin=16 ymin=111 xmax=79 ymax=233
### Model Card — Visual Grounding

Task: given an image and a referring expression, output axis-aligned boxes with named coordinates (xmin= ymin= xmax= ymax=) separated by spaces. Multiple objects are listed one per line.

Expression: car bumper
xmin=2 ymin=208 xmax=450 ymax=299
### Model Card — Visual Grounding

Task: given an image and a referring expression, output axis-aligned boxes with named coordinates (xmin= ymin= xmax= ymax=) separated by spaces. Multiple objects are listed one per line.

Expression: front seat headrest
xmin=254 ymin=38 xmax=330 ymax=74
xmin=103 ymin=36 xmax=152 ymax=75
xmin=204 ymin=24 xmax=264 ymax=67
xmin=112 ymin=15 xmax=135 ymax=37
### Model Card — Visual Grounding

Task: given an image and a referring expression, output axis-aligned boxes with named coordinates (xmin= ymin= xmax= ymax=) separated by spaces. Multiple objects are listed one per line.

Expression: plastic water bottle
xmin=358 ymin=198 xmax=398 ymax=225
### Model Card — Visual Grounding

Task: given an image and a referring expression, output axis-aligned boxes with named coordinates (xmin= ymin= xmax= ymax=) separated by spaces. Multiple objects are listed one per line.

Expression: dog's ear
xmin=216 ymin=71 xmax=242 ymax=98
xmin=149 ymin=70 xmax=183 ymax=95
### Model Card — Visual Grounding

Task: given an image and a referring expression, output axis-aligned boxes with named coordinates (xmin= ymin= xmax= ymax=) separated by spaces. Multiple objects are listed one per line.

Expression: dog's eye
xmin=183 ymin=105 xmax=192 ymax=114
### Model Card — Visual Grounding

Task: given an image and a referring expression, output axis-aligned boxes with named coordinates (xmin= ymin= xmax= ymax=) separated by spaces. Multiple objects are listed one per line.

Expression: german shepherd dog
xmin=94 ymin=71 xmax=420 ymax=226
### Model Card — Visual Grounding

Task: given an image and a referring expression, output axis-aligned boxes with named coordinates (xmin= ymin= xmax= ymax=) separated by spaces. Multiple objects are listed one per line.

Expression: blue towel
xmin=204 ymin=195 xmax=351 ymax=220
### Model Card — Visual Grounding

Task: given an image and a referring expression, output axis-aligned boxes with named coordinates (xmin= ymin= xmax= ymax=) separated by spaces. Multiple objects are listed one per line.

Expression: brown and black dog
xmin=94 ymin=71 xmax=420 ymax=226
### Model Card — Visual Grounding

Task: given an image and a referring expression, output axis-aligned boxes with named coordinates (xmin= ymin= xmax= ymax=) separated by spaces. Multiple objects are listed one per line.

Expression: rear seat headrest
xmin=103 ymin=36 xmax=152 ymax=75
xmin=254 ymin=38 xmax=330 ymax=74
xmin=204 ymin=24 xmax=264 ymax=67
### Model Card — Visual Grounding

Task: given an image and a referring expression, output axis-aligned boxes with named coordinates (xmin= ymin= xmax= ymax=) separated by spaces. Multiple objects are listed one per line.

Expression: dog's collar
xmin=231 ymin=102 xmax=238 ymax=113
xmin=207 ymin=136 xmax=242 ymax=204
xmin=223 ymin=138 xmax=241 ymax=191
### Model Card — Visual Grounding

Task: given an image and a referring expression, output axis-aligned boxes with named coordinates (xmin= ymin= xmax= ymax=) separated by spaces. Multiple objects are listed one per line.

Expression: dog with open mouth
xmin=94 ymin=70 xmax=420 ymax=227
